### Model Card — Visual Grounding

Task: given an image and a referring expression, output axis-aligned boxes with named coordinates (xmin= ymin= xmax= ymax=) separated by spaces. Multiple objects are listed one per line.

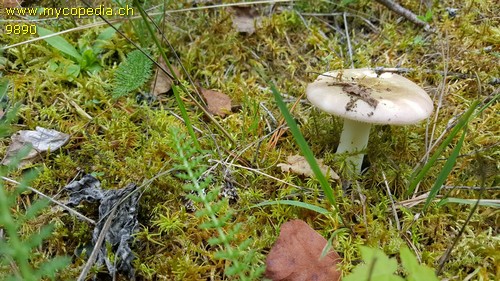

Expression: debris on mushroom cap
xmin=306 ymin=68 xmax=434 ymax=125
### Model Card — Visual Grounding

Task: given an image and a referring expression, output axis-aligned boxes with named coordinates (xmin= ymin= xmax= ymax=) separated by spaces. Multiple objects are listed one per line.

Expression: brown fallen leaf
xmin=198 ymin=86 xmax=232 ymax=117
xmin=265 ymin=219 xmax=342 ymax=281
xmin=2 ymin=0 xmax=23 ymax=8
xmin=150 ymin=56 xmax=180 ymax=96
xmin=1 ymin=126 xmax=70 ymax=168
xmin=229 ymin=5 xmax=261 ymax=35
xmin=277 ymin=155 xmax=339 ymax=180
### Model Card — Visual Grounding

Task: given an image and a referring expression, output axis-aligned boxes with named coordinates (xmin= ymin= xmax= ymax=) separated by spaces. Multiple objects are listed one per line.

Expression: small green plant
xmin=112 ymin=49 xmax=153 ymax=98
xmin=0 ymin=79 xmax=70 ymax=280
xmin=37 ymin=25 xmax=120 ymax=80
xmin=344 ymin=246 xmax=438 ymax=281
xmin=169 ymin=128 xmax=264 ymax=280
xmin=417 ymin=10 xmax=433 ymax=23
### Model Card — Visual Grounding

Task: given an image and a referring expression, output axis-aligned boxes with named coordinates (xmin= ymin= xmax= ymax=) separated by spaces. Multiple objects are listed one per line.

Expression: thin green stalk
xmin=172 ymin=85 xmax=200 ymax=150
xmin=422 ymin=127 xmax=467 ymax=212
xmin=132 ymin=0 xmax=236 ymax=145
xmin=174 ymin=139 xmax=243 ymax=278
xmin=0 ymin=184 xmax=32 ymax=280
xmin=407 ymin=100 xmax=479 ymax=196
xmin=250 ymin=200 xmax=330 ymax=215
xmin=268 ymin=82 xmax=339 ymax=212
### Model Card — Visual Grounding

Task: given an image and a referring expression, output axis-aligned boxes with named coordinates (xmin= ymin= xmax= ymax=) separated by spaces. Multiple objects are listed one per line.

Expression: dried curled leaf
xmin=150 ymin=56 xmax=180 ymax=96
xmin=1 ymin=126 xmax=70 ymax=167
xmin=2 ymin=0 xmax=23 ymax=8
xmin=229 ymin=5 xmax=262 ymax=35
xmin=277 ymin=155 xmax=339 ymax=180
xmin=199 ymin=87 xmax=232 ymax=117
xmin=265 ymin=219 xmax=342 ymax=281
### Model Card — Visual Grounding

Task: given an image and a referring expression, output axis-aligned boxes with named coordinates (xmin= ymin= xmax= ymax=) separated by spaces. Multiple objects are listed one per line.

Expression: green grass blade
xmin=473 ymin=92 xmax=499 ymax=118
xmin=133 ymin=0 xmax=201 ymax=150
xmin=37 ymin=26 xmax=82 ymax=61
xmin=250 ymin=200 xmax=330 ymax=215
xmin=268 ymin=82 xmax=338 ymax=211
xmin=0 ymin=77 xmax=9 ymax=96
xmin=172 ymin=85 xmax=201 ymax=150
xmin=407 ymin=100 xmax=479 ymax=196
xmin=132 ymin=0 xmax=235 ymax=145
xmin=438 ymin=198 xmax=499 ymax=208
xmin=422 ymin=128 xmax=466 ymax=212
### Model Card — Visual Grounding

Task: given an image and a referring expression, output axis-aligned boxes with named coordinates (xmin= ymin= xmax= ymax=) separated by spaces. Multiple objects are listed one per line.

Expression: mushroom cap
xmin=306 ymin=68 xmax=434 ymax=125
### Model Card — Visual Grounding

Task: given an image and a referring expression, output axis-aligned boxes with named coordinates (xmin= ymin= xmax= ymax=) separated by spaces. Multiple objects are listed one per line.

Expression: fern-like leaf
xmin=112 ymin=50 xmax=153 ymax=98
xmin=169 ymin=128 xmax=264 ymax=280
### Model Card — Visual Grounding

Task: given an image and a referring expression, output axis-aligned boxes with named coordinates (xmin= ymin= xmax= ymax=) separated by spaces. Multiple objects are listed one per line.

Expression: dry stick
xmin=401 ymin=232 xmax=423 ymax=263
xmin=343 ymin=12 xmax=355 ymax=69
xmin=413 ymin=34 xmax=450 ymax=197
xmin=0 ymin=176 xmax=95 ymax=225
xmin=209 ymin=159 xmax=306 ymax=191
xmin=395 ymin=192 xmax=441 ymax=209
xmin=374 ymin=0 xmax=431 ymax=30
xmin=135 ymin=3 xmax=238 ymax=144
xmin=374 ymin=67 xmax=470 ymax=80
xmin=381 ymin=171 xmax=401 ymax=231
xmin=76 ymin=204 xmax=118 ymax=281
xmin=442 ymin=185 xmax=500 ymax=191
xmin=301 ymin=12 xmax=380 ymax=33
xmin=354 ymin=181 xmax=369 ymax=238
xmin=436 ymin=184 xmax=486 ymax=274
xmin=168 ymin=110 xmax=203 ymax=134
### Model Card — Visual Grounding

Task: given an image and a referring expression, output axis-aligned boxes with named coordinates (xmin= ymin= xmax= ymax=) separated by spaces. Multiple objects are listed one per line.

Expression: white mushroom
xmin=306 ymin=68 xmax=434 ymax=174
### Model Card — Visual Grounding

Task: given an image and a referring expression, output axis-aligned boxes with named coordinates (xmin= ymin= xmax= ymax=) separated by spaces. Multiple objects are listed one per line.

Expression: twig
xmin=1 ymin=176 xmax=95 ymax=225
xmin=374 ymin=0 xmax=431 ymax=30
xmin=260 ymin=102 xmax=278 ymax=129
xmin=208 ymin=159 xmax=306 ymax=192
xmin=401 ymin=232 xmax=422 ymax=263
xmin=168 ymin=110 xmax=203 ymax=134
xmin=354 ymin=181 xmax=369 ymax=237
xmin=442 ymin=185 xmax=499 ymax=191
xmin=302 ymin=12 xmax=380 ymax=33
xmin=343 ymin=12 xmax=354 ymax=68
xmin=382 ymin=171 xmax=401 ymax=231
xmin=436 ymin=182 xmax=486 ymax=274
xmin=76 ymin=204 xmax=118 ymax=281
xmin=395 ymin=192 xmax=436 ymax=209
xmin=373 ymin=67 xmax=470 ymax=80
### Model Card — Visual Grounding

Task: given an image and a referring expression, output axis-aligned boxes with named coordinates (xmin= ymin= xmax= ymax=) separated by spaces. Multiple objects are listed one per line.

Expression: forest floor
xmin=0 ymin=0 xmax=498 ymax=280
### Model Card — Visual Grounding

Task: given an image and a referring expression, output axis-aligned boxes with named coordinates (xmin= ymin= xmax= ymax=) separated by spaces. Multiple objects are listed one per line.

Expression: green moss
xmin=0 ymin=0 xmax=498 ymax=279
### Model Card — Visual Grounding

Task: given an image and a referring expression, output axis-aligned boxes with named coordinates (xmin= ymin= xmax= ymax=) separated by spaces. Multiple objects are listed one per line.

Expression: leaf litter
xmin=198 ymin=86 xmax=232 ymax=117
xmin=265 ymin=219 xmax=342 ymax=281
xmin=229 ymin=5 xmax=262 ymax=35
xmin=150 ymin=55 xmax=181 ymax=96
xmin=277 ymin=155 xmax=340 ymax=180
xmin=1 ymin=126 xmax=70 ymax=168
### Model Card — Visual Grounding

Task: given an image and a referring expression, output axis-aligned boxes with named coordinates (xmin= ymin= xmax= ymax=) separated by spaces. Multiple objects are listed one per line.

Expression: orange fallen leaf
xmin=265 ymin=219 xmax=342 ymax=281
xmin=198 ymin=87 xmax=232 ymax=117
xmin=150 ymin=56 xmax=180 ymax=96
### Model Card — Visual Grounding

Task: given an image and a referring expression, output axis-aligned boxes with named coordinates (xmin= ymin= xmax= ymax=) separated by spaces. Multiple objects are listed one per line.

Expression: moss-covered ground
xmin=1 ymin=0 xmax=498 ymax=280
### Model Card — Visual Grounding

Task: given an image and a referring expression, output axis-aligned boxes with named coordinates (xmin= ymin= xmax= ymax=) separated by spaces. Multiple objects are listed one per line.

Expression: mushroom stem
xmin=336 ymin=119 xmax=372 ymax=174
